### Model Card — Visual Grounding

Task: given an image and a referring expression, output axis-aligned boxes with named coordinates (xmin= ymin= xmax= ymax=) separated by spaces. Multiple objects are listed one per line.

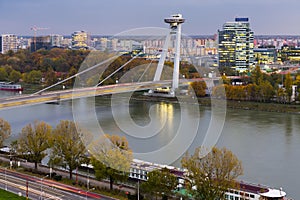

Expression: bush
xmin=53 ymin=174 xmax=62 ymax=181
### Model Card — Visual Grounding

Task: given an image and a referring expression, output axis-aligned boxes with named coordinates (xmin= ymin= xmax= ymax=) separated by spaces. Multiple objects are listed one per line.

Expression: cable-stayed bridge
xmin=0 ymin=14 xmax=217 ymax=110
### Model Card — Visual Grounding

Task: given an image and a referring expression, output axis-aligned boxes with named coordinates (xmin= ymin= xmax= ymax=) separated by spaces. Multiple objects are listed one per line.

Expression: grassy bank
xmin=0 ymin=189 xmax=27 ymax=200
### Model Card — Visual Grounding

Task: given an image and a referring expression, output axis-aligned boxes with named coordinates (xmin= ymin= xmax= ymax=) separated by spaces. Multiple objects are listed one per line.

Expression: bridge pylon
xmin=148 ymin=14 xmax=185 ymax=97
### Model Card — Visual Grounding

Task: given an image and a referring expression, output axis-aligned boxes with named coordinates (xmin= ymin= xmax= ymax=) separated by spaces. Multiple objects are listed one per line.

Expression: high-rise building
xmin=218 ymin=17 xmax=254 ymax=72
xmin=71 ymin=31 xmax=91 ymax=49
xmin=30 ymin=36 xmax=51 ymax=52
xmin=0 ymin=34 xmax=18 ymax=54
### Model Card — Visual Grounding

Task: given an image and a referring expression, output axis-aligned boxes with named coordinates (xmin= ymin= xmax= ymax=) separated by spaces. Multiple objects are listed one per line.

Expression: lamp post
xmin=4 ymin=167 xmax=7 ymax=191
xmin=26 ymin=179 xmax=29 ymax=200
xmin=40 ymin=175 xmax=48 ymax=200
xmin=137 ymin=179 xmax=140 ymax=200
xmin=87 ymin=168 xmax=90 ymax=189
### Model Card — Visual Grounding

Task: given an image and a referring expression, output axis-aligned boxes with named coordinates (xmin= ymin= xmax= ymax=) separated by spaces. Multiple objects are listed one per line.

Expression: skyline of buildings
xmin=1 ymin=16 xmax=300 ymax=73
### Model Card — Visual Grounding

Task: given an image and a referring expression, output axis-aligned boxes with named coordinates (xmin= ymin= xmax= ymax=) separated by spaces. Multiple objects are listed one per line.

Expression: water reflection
xmin=284 ymin=114 xmax=293 ymax=139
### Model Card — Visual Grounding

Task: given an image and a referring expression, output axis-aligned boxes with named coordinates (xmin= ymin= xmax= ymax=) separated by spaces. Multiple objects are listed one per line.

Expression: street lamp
xmin=40 ymin=175 xmax=48 ymax=200
xmin=137 ymin=179 xmax=140 ymax=200
xmin=87 ymin=168 xmax=90 ymax=191
xmin=86 ymin=187 xmax=95 ymax=200
xmin=4 ymin=167 xmax=7 ymax=191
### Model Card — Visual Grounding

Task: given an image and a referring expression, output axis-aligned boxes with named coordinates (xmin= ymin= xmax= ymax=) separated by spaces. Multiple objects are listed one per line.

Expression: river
xmin=0 ymin=91 xmax=299 ymax=198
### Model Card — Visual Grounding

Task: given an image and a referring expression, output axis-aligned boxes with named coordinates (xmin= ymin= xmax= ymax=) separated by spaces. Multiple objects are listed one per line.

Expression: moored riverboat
xmin=0 ymin=82 xmax=23 ymax=92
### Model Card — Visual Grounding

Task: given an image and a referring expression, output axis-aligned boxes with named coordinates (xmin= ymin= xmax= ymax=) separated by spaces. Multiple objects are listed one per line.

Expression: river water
xmin=0 ymin=91 xmax=299 ymax=198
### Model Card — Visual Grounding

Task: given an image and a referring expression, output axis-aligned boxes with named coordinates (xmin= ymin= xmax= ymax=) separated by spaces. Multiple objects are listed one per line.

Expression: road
xmin=0 ymin=168 xmax=116 ymax=200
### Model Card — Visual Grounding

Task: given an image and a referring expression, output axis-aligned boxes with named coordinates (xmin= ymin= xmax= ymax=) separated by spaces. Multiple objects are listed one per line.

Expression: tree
xmin=0 ymin=118 xmax=11 ymax=147
xmin=17 ymin=121 xmax=52 ymax=170
xmin=90 ymin=134 xmax=132 ymax=190
xmin=141 ymin=168 xmax=178 ymax=200
xmin=189 ymin=81 xmax=207 ymax=97
xmin=251 ymin=66 xmax=263 ymax=85
xmin=50 ymin=120 xmax=86 ymax=179
xmin=44 ymin=69 xmax=57 ymax=86
xmin=284 ymin=73 xmax=293 ymax=103
xmin=181 ymin=147 xmax=243 ymax=200
xmin=8 ymin=69 xmax=21 ymax=83
xmin=23 ymin=70 xmax=42 ymax=84
xmin=220 ymin=75 xmax=231 ymax=85
xmin=294 ymin=74 xmax=300 ymax=89
xmin=0 ymin=67 xmax=8 ymax=81
xmin=277 ymin=88 xmax=286 ymax=103
xmin=259 ymin=81 xmax=275 ymax=102
xmin=245 ymin=84 xmax=260 ymax=101
xmin=66 ymin=66 xmax=77 ymax=86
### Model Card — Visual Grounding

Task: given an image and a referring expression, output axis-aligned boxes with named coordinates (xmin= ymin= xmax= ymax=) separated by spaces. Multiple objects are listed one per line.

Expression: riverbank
xmin=199 ymin=98 xmax=300 ymax=114
xmin=131 ymin=92 xmax=300 ymax=114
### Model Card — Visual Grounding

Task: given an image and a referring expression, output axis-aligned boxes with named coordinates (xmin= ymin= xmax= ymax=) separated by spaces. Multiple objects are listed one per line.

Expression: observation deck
xmin=164 ymin=14 xmax=185 ymax=27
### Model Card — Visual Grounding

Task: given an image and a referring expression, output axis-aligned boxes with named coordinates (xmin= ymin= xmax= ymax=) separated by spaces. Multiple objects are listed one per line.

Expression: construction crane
xmin=30 ymin=26 xmax=49 ymax=51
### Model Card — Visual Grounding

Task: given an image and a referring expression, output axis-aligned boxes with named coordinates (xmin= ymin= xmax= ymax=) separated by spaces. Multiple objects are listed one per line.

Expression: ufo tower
xmin=151 ymin=14 xmax=185 ymax=96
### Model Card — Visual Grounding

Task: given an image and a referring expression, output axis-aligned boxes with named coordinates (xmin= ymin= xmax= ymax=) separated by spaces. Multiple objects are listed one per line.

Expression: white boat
xmin=0 ymin=82 xmax=23 ymax=92
xmin=129 ymin=159 xmax=290 ymax=200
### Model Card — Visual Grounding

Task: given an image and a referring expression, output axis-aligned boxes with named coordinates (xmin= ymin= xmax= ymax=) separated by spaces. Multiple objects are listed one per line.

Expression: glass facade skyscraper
xmin=218 ymin=18 xmax=254 ymax=72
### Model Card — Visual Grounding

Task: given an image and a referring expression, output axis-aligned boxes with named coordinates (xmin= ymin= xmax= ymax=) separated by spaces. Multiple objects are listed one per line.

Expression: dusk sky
xmin=1 ymin=0 xmax=300 ymax=36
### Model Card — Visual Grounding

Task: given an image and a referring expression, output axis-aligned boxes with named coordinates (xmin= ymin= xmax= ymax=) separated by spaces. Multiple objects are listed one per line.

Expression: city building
xmin=71 ymin=31 xmax=91 ymax=49
xmin=50 ymin=34 xmax=63 ymax=48
xmin=0 ymin=34 xmax=18 ymax=54
xmin=60 ymin=38 xmax=72 ymax=48
xmin=30 ymin=35 xmax=51 ymax=52
xmin=17 ymin=37 xmax=30 ymax=50
xmin=218 ymin=17 xmax=254 ymax=72
xmin=254 ymin=48 xmax=277 ymax=65
xmin=279 ymin=45 xmax=300 ymax=63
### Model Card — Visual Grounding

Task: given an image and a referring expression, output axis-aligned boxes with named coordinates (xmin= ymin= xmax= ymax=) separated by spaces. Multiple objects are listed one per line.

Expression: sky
xmin=1 ymin=0 xmax=300 ymax=36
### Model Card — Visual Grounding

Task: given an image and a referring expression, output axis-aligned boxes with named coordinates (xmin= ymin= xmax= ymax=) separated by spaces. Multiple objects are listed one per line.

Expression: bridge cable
xmin=95 ymin=52 xmax=142 ymax=87
xmin=137 ymin=53 xmax=158 ymax=82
